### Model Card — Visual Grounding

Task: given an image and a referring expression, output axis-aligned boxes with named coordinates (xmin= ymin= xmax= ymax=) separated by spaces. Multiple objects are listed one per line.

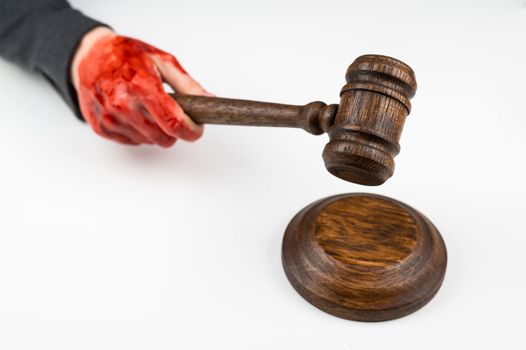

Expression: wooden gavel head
xmin=322 ymin=55 xmax=417 ymax=185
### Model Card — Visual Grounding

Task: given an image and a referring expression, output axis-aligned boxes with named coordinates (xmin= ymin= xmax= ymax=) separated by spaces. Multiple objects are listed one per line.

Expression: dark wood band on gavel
xmin=170 ymin=55 xmax=417 ymax=186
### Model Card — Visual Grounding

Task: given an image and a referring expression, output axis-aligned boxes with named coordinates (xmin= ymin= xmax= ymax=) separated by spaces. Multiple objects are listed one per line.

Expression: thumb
xmin=153 ymin=55 xmax=213 ymax=96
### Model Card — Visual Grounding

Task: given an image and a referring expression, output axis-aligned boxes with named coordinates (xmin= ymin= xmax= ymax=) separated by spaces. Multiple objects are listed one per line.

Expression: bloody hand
xmin=71 ymin=27 xmax=211 ymax=146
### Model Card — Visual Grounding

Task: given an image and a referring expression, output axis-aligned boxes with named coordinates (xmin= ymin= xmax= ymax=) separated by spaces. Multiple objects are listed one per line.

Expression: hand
xmin=71 ymin=27 xmax=211 ymax=147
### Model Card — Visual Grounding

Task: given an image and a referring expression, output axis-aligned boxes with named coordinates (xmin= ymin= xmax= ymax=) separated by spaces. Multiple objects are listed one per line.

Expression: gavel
xmin=170 ymin=55 xmax=417 ymax=186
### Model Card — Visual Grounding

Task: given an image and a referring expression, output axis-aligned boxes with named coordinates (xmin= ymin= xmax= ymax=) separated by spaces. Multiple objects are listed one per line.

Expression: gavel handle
xmin=170 ymin=94 xmax=338 ymax=135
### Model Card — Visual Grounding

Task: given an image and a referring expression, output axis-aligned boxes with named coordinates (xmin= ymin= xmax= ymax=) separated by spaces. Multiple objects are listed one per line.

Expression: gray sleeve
xmin=0 ymin=0 xmax=108 ymax=120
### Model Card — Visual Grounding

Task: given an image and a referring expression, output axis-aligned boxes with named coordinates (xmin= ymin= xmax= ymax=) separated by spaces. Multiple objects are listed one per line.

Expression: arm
xmin=0 ymin=1 xmax=212 ymax=147
xmin=0 ymin=0 xmax=106 ymax=119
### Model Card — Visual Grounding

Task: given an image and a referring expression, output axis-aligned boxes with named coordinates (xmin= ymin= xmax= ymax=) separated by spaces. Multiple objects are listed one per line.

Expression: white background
xmin=1 ymin=0 xmax=525 ymax=348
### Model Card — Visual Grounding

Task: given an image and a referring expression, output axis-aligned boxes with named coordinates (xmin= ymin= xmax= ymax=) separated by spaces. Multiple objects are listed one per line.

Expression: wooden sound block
xmin=282 ymin=193 xmax=447 ymax=322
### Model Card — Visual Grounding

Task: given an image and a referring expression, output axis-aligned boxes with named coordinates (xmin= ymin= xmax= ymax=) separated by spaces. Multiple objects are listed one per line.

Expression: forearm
xmin=0 ymin=0 xmax=107 ymax=120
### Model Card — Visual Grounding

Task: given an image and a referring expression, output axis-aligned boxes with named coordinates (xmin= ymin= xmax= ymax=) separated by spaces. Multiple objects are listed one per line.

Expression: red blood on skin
xmin=76 ymin=35 xmax=202 ymax=146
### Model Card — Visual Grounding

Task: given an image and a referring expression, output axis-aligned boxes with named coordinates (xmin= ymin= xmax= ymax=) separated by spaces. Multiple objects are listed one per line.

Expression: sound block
xmin=282 ymin=193 xmax=447 ymax=322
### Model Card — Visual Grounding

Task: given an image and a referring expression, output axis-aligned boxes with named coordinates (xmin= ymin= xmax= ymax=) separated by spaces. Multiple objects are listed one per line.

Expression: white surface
xmin=0 ymin=0 xmax=525 ymax=348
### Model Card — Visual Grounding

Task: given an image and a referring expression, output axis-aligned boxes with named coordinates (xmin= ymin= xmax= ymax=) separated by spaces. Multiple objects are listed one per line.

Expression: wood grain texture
xmin=171 ymin=55 xmax=416 ymax=186
xmin=172 ymin=95 xmax=339 ymax=136
xmin=322 ymin=55 xmax=417 ymax=185
xmin=282 ymin=193 xmax=447 ymax=322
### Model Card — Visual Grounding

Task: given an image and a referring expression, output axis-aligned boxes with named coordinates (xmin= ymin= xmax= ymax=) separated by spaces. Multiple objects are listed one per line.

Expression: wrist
xmin=71 ymin=26 xmax=115 ymax=90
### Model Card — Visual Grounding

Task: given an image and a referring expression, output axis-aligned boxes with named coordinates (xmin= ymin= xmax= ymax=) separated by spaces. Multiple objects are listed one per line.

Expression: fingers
xmin=99 ymin=109 xmax=177 ymax=148
xmin=87 ymin=96 xmax=177 ymax=147
xmin=148 ymin=54 xmax=210 ymax=140
xmin=98 ymin=124 xmax=138 ymax=145
xmin=140 ymin=92 xmax=204 ymax=142
xmin=124 ymin=105 xmax=177 ymax=148
xmin=152 ymin=55 xmax=213 ymax=96
xmin=100 ymin=114 xmax=152 ymax=145
xmin=106 ymin=87 xmax=177 ymax=147
xmin=95 ymin=115 xmax=137 ymax=145
xmin=78 ymin=91 xmax=137 ymax=145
